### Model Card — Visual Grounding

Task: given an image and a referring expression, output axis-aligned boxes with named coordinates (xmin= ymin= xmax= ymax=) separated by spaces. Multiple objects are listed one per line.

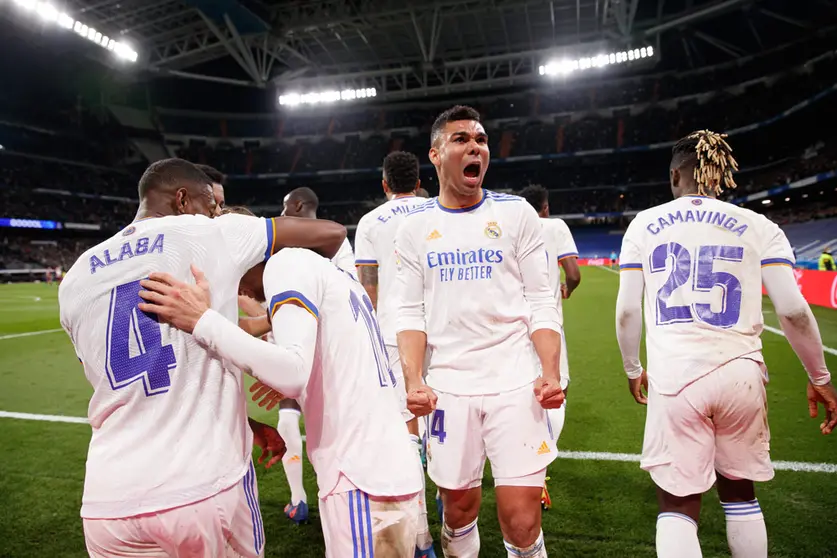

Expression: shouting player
xmin=615 ymin=131 xmax=837 ymax=558
xmin=283 ymin=186 xmax=355 ymax=274
xmin=138 ymin=246 xmax=424 ymax=558
xmin=58 ymin=158 xmax=346 ymax=557
xmin=395 ymin=106 xmax=565 ymax=558
xmin=354 ymin=150 xmax=436 ymax=556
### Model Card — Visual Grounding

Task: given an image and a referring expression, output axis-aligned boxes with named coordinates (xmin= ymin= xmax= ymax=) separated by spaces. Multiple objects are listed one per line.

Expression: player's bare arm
xmin=138 ymin=266 xmax=317 ymax=398
xmin=358 ymin=265 xmax=379 ymax=310
xmin=560 ymin=257 xmax=581 ymax=299
xmin=615 ymin=257 xmax=648 ymax=405
xmin=272 ymin=215 xmax=347 ymax=259
xmin=763 ymin=265 xmax=836 ymax=434
xmin=397 ymin=330 xmax=437 ymax=417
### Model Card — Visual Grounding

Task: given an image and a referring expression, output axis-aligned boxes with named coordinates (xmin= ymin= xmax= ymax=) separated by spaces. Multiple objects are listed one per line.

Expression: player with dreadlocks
xmin=615 ymin=130 xmax=837 ymax=558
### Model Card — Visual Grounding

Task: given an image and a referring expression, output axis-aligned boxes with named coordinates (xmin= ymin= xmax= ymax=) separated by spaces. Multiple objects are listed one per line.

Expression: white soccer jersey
xmin=619 ymin=195 xmax=796 ymax=395
xmin=59 ymin=213 xmax=275 ymax=519
xmin=331 ymin=237 xmax=356 ymax=277
xmin=263 ymin=248 xmax=423 ymax=498
xmin=354 ymin=195 xmax=430 ymax=345
xmin=395 ymin=190 xmax=561 ymax=396
xmin=540 ymin=217 xmax=579 ymax=325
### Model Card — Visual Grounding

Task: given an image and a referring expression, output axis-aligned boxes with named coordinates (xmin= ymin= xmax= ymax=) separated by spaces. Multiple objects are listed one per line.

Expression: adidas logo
xmin=427 ymin=229 xmax=442 ymax=240
xmin=288 ymin=455 xmax=301 ymax=463
xmin=537 ymin=441 xmax=551 ymax=455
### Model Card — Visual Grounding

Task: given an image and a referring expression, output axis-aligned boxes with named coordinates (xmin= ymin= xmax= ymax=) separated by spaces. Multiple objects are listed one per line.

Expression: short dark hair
xmin=519 ymin=184 xmax=549 ymax=212
xmin=221 ymin=205 xmax=255 ymax=217
xmin=138 ymin=158 xmax=210 ymax=198
xmin=196 ymin=164 xmax=226 ymax=186
xmin=383 ymin=151 xmax=420 ymax=194
xmin=431 ymin=105 xmax=482 ymax=146
xmin=287 ymin=187 xmax=319 ymax=210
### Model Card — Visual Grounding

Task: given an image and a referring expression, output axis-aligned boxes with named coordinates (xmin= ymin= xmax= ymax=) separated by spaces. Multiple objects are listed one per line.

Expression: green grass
xmin=1 ymin=272 xmax=836 ymax=557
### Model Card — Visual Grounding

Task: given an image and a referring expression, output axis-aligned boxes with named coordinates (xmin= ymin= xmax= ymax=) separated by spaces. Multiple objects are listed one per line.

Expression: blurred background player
xmin=818 ymin=249 xmax=834 ymax=271
xmin=196 ymin=164 xmax=226 ymax=217
xmin=282 ymin=186 xmax=355 ymax=274
xmin=615 ymin=131 xmax=837 ymax=558
xmin=416 ymin=187 xmax=431 ymax=199
xmin=520 ymin=183 xmax=581 ymax=510
xmin=59 ymin=158 xmax=346 ymax=557
xmin=395 ymin=106 xmax=565 ymax=558
xmin=354 ymin=150 xmax=436 ymax=557
xmin=140 ymin=245 xmax=424 ymax=558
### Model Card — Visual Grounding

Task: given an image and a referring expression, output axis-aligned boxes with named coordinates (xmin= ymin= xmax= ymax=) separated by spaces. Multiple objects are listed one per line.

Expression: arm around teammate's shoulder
xmin=272 ymin=216 xmax=346 ymax=259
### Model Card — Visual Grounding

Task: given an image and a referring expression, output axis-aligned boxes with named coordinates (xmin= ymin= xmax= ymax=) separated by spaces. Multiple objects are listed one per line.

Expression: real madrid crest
xmin=484 ymin=221 xmax=502 ymax=239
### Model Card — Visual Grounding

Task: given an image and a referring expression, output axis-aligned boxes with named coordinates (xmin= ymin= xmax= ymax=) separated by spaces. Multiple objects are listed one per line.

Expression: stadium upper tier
xmin=152 ymin=51 xmax=837 ymax=178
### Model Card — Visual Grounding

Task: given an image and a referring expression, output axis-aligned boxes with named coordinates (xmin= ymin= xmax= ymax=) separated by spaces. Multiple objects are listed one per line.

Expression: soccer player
xmin=395 ymin=106 xmax=565 ymax=558
xmin=282 ymin=186 xmax=355 ymax=274
xmin=58 ymin=158 xmax=346 ymax=557
xmin=354 ymin=150 xmax=436 ymax=556
xmin=137 ymin=247 xmax=425 ymax=558
xmin=610 ymin=249 xmax=618 ymax=270
xmin=196 ymin=164 xmax=226 ymax=216
xmin=615 ymin=130 xmax=837 ymax=558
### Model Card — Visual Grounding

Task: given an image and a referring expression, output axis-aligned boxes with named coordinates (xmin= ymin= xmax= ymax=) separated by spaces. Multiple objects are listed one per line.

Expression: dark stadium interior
xmin=2 ymin=2 xmax=837 ymax=557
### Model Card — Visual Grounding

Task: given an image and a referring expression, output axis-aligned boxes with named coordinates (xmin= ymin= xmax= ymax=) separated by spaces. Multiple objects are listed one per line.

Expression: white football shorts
xmin=426 ymin=381 xmax=557 ymax=490
xmin=641 ymin=357 xmax=774 ymax=497
xmin=320 ymin=477 xmax=419 ymax=558
xmin=84 ymin=461 xmax=264 ymax=558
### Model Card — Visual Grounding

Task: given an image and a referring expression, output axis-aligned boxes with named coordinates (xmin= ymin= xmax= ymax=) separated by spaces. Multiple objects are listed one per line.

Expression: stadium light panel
xmin=541 ymin=46 xmax=656 ymax=78
xmin=11 ymin=0 xmax=138 ymax=63
xmin=279 ymin=87 xmax=378 ymax=107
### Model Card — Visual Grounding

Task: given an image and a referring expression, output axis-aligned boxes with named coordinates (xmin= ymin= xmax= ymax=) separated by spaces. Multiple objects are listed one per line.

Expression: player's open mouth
xmin=463 ymin=163 xmax=481 ymax=180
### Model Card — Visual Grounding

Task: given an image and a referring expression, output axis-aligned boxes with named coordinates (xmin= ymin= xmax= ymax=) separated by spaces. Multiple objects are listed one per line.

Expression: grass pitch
xmin=1 ymin=268 xmax=836 ymax=557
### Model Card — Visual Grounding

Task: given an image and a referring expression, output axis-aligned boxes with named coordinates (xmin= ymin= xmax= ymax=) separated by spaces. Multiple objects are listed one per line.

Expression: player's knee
xmin=441 ymin=490 xmax=480 ymax=528
xmin=500 ymin=509 xmax=540 ymax=547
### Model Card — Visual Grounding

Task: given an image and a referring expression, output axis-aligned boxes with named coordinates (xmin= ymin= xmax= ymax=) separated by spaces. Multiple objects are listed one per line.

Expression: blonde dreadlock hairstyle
xmin=671 ymin=130 xmax=740 ymax=196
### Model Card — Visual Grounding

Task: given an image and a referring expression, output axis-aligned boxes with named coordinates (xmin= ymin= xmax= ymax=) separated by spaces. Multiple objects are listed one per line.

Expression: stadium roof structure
xmin=30 ymin=0 xmax=837 ymax=101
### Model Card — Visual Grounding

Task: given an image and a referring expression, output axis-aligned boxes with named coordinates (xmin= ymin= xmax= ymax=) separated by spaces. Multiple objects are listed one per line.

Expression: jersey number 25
xmin=651 ymin=243 xmax=744 ymax=328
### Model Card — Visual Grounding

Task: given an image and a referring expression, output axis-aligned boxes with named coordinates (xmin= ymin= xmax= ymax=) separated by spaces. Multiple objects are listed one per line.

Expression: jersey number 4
xmin=651 ymin=242 xmax=744 ymax=328
xmin=349 ymin=289 xmax=396 ymax=387
xmin=105 ymin=280 xmax=177 ymax=396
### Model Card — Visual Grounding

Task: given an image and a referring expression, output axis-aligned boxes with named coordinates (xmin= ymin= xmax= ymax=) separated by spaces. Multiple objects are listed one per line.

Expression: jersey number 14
xmin=651 ymin=242 xmax=744 ymax=328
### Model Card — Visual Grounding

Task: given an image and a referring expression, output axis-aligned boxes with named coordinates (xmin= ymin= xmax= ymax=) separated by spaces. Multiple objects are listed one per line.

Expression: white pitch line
xmin=0 ymin=328 xmax=64 ymax=341
xmin=1 ymin=411 xmax=835 ymax=473
xmin=763 ymin=325 xmax=837 ymax=356
xmin=0 ymin=411 xmax=88 ymax=424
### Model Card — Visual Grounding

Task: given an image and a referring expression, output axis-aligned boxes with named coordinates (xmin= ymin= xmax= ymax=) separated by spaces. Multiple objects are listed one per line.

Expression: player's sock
xmin=410 ymin=434 xmax=433 ymax=551
xmin=546 ymin=405 xmax=566 ymax=442
xmin=656 ymin=512 xmax=702 ymax=558
xmin=277 ymin=409 xmax=306 ymax=505
xmin=441 ymin=518 xmax=480 ymax=558
xmin=721 ymin=500 xmax=767 ymax=558
xmin=504 ymin=530 xmax=547 ymax=557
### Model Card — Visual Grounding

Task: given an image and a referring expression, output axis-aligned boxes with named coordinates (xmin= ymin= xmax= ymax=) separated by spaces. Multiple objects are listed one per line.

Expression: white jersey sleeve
xmin=517 ymin=205 xmax=561 ymax=334
xmin=213 ymin=213 xmax=273 ymax=276
xmin=553 ymin=219 xmax=579 ymax=261
xmin=759 ymin=220 xmax=796 ymax=268
xmin=331 ymin=237 xmax=356 ymax=277
xmin=354 ymin=215 xmax=377 ymax=266
xmin=394 ymin=213 xmax=427 ymax=334
xmin=264 ymin=248 xmax=327 ymax=323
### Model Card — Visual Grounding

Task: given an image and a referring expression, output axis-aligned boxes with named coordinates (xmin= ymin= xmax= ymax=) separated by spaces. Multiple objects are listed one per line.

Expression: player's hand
xmin=138 ymin=264 xmax=210 ymax=334
xmin=561 ymin=283 xmax=570 ymax=299
xmin=249 ymin=419 xmax=286 ymax=469
xmin=807 ymin=381 xmax=837 ymax=435
xmin=239 ymin=295 xmax=267 ymax=318
xmin=406 ymin=384 xmax=437 ymax=417
xmin=534 ymin=376 xmax=565 ymax=409
xmin=628 ymin=370 xmax=648 ymax=405
xmin=250 ymin=380 xmax=285 ymax=411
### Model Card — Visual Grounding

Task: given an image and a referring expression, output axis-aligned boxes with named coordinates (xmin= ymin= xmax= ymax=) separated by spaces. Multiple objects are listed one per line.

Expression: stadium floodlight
xmin=279 ymin=87 xmax=377 ymax=107
xmin=11 ymin=0 xmax=138 ymax=63
xmin=540 ymin=45 xmax=656 ymax=78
